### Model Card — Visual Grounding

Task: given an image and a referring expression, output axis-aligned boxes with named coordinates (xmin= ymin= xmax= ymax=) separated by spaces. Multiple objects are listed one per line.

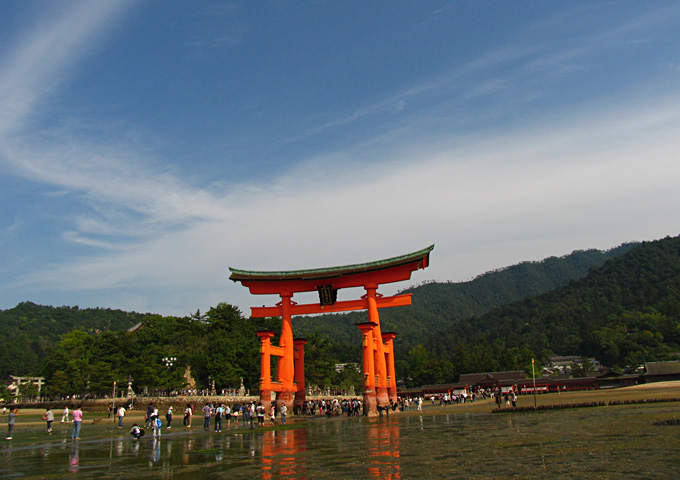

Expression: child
xmin=152 ymin=416 xmax=162 ymax=438
xmin=130 ymin=423 xmax=145 ymax=439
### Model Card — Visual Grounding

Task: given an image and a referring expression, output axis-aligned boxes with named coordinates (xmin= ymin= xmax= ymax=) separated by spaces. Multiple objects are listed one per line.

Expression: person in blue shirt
xmin=214 ymin=404 xmax=224 ymax=432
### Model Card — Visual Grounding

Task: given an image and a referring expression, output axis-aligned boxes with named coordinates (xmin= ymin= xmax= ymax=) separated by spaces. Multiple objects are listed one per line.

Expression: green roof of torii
xmin=229 ymin=244 xmax=434 ymax=282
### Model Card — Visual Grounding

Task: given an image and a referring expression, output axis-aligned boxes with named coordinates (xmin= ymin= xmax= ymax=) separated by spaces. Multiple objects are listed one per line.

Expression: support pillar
xmin=357 ymin=322 xmax=377 ymax=415
xmin=275 ymin=293 xmax=296 ymax=411
xmin=293 ymin=339 xmax=307 ymax=407
xmin=365 ymin=285 xmax=389 ymax=409
xmin=256 ymin=330 xmax=275 ymax=411
xmin=382 ymin=332 xmax=398 ymax=404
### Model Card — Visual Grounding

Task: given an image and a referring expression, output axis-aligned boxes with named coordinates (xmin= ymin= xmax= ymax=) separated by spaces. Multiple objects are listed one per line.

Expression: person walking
xmin=280 ymin=403 xmax=287 ymax=424
xmin=117 ymin=405 xmax=126 ymax=428
xmin=184 ymin=404 xmax=192 ymax=427
xmin=44 ymin=408 xmax=54 ymax=433
xmin=241 ymin=404 xmax=251 ymax=429
xmin=6 ymin=408 xmax=17 ymax=440
xmin=71 ymin=406 xmax=83 ymax=440
xmin=256 ymin=403 xmax=265 ymax=426
xmin=145 ymin=404 xmax=154 ymax=429
xmin=214 ymin=404 xmax=224 ymax=432
xmin=202 ymin=404 xmax=212 ymax=429
xmin=61 ymin=406 xmax=69 ymax=423
xmin=165 ymin=406 xmax=173 ymax=429
xmin=224 ymin=404 xmax=232 ymax=426
xmin=250 ymin=403 xmax=256 ymax=429
xmin=269 ymin=404 xmax=276 ymax=424
xmin=150 ymin=405 xmax=161 ymax=438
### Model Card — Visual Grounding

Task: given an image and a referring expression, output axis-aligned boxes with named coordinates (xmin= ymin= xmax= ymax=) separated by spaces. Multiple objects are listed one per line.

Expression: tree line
xmin=6 ymin=304 xmax=361 ymax=398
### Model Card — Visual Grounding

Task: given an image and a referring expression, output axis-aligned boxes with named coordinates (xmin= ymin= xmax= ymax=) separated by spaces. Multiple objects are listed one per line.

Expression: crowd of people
xmin=5 ymin=404 xmax=86 ymax=440
xmin=4 ymin=393 xmax=454 ymax=442
xmin=293 ymin=398 xmax=362 ymax=416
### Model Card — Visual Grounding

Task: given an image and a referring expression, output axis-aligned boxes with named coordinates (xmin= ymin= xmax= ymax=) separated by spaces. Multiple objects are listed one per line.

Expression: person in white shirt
xmin=117 ymin=405 xmax=126 ymax=428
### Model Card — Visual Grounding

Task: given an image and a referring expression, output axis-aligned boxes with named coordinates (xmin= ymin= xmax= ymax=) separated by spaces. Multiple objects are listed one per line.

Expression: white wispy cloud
xmin=0 ymin=1 xmax=133 ymax=136
xmin=13 ymin=89 xmax=680 ymax=314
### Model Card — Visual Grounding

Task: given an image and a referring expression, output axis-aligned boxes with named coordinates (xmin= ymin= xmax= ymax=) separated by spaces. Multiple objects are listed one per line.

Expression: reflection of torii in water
xmin=229 ymin=245 xmax=433 ymax=416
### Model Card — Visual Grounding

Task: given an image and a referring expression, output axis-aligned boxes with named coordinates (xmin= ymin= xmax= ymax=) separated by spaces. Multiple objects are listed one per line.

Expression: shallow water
xmin=2 ymin=404 xmax=679 ymax=479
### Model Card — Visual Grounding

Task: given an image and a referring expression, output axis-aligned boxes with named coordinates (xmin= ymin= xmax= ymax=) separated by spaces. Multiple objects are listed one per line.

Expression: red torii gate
xmin=229 ymin=245 xmax=433 ymax=415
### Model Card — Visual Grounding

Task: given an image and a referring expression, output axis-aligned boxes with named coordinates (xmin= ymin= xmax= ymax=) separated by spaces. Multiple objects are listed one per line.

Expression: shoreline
xmin=4 ymin=380 xmax=679 ymax=424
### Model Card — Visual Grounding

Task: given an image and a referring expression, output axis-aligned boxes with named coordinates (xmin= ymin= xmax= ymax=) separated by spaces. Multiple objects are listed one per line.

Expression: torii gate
xmin=229 ymin=245 xmax=433 ymax=415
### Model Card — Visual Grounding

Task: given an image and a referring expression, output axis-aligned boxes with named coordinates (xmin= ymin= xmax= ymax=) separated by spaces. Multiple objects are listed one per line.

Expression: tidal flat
xmin=2 ymin=390 xmax=679 ymax=479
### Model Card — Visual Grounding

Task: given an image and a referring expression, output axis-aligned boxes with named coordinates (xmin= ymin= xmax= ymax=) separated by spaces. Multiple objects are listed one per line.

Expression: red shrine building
xmin=229 ymin=245 xmax=433 ymax=415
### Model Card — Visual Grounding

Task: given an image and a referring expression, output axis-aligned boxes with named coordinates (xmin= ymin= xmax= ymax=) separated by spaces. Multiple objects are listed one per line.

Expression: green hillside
xmin=294 ymin=243 xmax=637 ymax=360
xmin=429 ymin=235 xmax=680 ymax=375
xmin=0 ymin=302 xmax=147 ymax=378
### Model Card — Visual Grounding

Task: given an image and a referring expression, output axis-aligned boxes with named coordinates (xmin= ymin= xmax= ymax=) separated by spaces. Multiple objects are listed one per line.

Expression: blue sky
xmin=1 ymin=1 xmax=679 ymax=316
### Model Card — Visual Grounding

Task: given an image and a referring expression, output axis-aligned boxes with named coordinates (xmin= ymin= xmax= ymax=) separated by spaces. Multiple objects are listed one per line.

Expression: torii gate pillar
xmin=365 ymin=284 xmax=389 ymax=408
xmin=230 ymin=245 xmax=433 ymax=415
xmin=382 ymin=331 xmax=398 ymax=404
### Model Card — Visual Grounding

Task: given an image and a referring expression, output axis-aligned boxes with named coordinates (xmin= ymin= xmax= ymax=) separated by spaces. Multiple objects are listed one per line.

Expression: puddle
xmin=1 ymin=404 xmax=678 ymax=478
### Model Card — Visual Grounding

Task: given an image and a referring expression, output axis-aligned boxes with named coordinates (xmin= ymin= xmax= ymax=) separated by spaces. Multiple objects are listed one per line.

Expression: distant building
xmin=127 ymin=322 xmax=143 ymax=333
xmin=546 ymin=355 xmax=601 ymax=374
xmin=334 ymin=363 xmax=360 ymax=373
xmin=398 ymin=360 xmax=680 ymax=399
xmin=594 ymin=369 xmax=640 ymax=389
xmin=642 ymin=361 xmax=680 ymax=383
xmin=9 ymin=376 xmax=45 ymax=397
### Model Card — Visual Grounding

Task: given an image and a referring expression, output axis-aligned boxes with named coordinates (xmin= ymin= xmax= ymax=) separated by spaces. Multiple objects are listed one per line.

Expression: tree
xmin=0 ymin=383 xmax=12 ymax=402
xmin=303 ymin=333 xmax=337 ymax=390
xmin=196 ymin=303 xmax=265 ymax=390
xmin=406 ymin=345 xmax=432 ymax=387
xmin=42 ymin=331 xmax=95 ymax=396
xmin=335 ymin=364 xmax=362 ymax=394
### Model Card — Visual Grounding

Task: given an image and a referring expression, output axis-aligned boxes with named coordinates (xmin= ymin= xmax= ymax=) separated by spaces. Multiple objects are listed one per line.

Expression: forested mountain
xmin=294 ymin=243 xmax=637 ymax=360
xmin=0 ymin=302 xmax=147 ymax=378
xmin=428 ymin=235 xmax=680 ymax=376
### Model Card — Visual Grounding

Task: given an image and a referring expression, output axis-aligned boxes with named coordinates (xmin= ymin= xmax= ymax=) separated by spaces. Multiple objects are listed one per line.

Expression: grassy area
xmin=404 ymin=381 xmax=680 ymax=415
